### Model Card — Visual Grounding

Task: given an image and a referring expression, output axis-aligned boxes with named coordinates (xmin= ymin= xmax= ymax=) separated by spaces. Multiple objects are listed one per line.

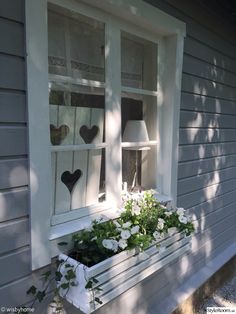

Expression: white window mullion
xmin=105 ymin=20 xmax=122 ymax=206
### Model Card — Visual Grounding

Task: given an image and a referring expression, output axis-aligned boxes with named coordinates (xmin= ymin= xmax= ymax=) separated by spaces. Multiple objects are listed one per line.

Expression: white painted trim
xmin=49 ymin=74 xmax=105 ymax=88
xmin=105 ymin=19 xmax=122 ymax=207
xmin=81 ymin=0 xmax=186 ymax=37
xmin=51 ymin=201 xmax=111 ymax=225
xmin=156 ymin=35 xmax=184 ymax=206
xmin=122 ymin=141 xmax=157 ymax=148
xmin=25 ymin=0 xmax=52 ymax=270
xmin=51 ymin=143 xmax=107 ymax=152
xmin=25 ymin=0 xmax=186 ymax=269
xmin=121 ymin=86 xmax=158 ymax=96
xmin=49 ymin=206 xmax=122 ymax=241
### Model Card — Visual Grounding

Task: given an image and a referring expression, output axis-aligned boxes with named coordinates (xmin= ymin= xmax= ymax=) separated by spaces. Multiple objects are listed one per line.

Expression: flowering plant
xmin=26 ymin=191 xmax=194 ymax=311
xmin=71 ymin=191 xmax=194 ymax=266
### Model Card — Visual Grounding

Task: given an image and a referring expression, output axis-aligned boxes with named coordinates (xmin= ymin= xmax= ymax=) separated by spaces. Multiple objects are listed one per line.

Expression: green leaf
xmin=60 ymin=283 xmax=70 ymax=290
xmin=95 ymin=297 xmax=103 ymax=304
xmin=41 ymin=270 xmax=51 ymax=280
xmin=55 ymin=271 xmax=63 ymax=282
xmin=26 ymin=285 xmax=37 ymax=295
xmin=36 ymin=290 xmax=46 ymax=302
xmin=65 ymin=263 xmax=72 ymax=268
xmin=65 ymin=269 xmax=76 ymax=281
xmin=85 ymin=280 xmax=93 ymax=289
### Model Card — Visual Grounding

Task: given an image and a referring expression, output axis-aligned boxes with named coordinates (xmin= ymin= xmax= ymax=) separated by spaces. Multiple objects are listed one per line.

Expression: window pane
xmin=122 ymin=93 xmax=157 ymax=191
xmin=52 ymin=148 xmax=105 ymax=213
xmin=49 ymin=83 xmax=105 ymax=145
xmin=48 ymin=11 xmax=67 ymax=76
xmin=70 ymin=15 xmax=105 ymax=81
xmin=48 ymin=8 xmax=105 ymax=81
xmin=121 ymin=32 xmax=157 ymax=91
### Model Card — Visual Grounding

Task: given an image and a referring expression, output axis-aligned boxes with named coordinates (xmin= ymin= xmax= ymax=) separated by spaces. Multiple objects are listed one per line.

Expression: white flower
xmin=133 ymin=204 xmax=141 ymax=215
xmin=102 ymin=239 xmax=118 ymax=252
xmin=168 ymin=227 xmax=176 ymax=236
xmin=122 ymin=221 xmax=132 ymax=229
xmin=118 ymin=239 xmax=128 ymax=250
xmin=177 ymin=207 xmax=185 ymax=216
xmin=113 ymin=220 xmax=121 ymax=228
xmin=178 ymin=215 xmax=187 ymax=224
xmin=164 ymin=211 xmax=172 ymax=217
xmin=153 ymin=231 xmax=162 ymax=240
xmin=131 ymin=225 xmax=140 ymax=235
xmin=157 ymin=218 xmax=165 ymax=230
xmin=120 ymin=229 xmax=131 ymax=239
xmin=102 ymin=239 xmax=114 ymax=250
xmin=110 ymin=239 xmax=119 ymax=252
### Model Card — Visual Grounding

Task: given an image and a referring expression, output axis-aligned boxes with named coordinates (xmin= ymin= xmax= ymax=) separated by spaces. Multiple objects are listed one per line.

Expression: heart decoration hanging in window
xmin=61 ymin=169 xmax=83 ymax=194
xmin=79 ymin=125 xmax=99 ymax=144
xmin=50 ymin=124 xmax=70 ymax=145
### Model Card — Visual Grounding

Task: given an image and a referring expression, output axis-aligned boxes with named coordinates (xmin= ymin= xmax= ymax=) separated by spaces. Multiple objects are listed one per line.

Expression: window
xmin=25 ymin=0 xmax=185 ymax=270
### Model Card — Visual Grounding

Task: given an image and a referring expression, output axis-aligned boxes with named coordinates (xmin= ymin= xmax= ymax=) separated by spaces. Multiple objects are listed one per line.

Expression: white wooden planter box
xmin=58 ymin=232 xmax=191 ymax=313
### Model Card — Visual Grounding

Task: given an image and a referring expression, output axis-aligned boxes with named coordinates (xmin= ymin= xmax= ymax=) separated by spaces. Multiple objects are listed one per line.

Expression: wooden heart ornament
xmin=79 ymin=125 xmax=99 ymax=144
xmin=50 ymin=124 xmax=70 ymax=145
xmin=61 ymin=169 xmax=83 ymax=194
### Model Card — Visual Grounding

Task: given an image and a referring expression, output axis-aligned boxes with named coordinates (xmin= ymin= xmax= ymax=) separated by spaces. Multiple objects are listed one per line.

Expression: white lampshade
xmin=123 ymin=120 xmax=150 ymax=150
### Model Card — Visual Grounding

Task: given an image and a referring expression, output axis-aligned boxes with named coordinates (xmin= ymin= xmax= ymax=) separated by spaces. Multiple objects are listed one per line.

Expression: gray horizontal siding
xmin=183 ymin=54 xmax=236 ymax=88
xmin=182 ymin=73 xmax=236 ymax=101
xmin=178 ymin=177 xmax=236 ymax=208
xmin=0 ymin=218 xmax=29 ymax=255
xmin=0 ymin=159 xmax=28 ymax=189
xmin=0 ymin=0 xmax=30 ymax=305
xmin=0 ymin=247 xmax=30 ymax=286
xmin=0 ymin=18 xmax=24 ymax=56
xmin=179 ymin=129 xmax=236 ymax=145
xmin=0 ymin=0 xmax=24 ymax=22
xmin=178 ymin=154 xmax=236 ymax=178
xmin=0 ymin=93 xmax=26 ymax=123
xmin=179 ymin=142 xmax=236 ymax=162
xmin=181 ymin=93 xmax=236 ymax=115
xmin=0 ymin=127 xmax=27 ymax=156
xmin=0 ymin=55 xmax=25 ymax=90
xmin=0 ymin=187 xmax=28 ymax=222
xmin=178 ymin=166 xmax=236 ymax=196
xmin=180 ymin=111 xmax=236 ymax=129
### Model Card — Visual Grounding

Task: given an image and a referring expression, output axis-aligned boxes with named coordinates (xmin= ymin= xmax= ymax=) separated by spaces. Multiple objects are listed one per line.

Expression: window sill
xmin=49 ymin=192 xmax=171 ymax=241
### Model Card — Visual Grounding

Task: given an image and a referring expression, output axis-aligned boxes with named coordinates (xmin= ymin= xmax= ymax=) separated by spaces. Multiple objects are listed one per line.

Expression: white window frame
xmin=25 ymin=0 xmax=185 ymax=270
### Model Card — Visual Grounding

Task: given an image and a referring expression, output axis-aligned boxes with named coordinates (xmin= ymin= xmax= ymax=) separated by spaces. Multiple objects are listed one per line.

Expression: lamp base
xmin=131 ymin=185 xmax=145 ymax=193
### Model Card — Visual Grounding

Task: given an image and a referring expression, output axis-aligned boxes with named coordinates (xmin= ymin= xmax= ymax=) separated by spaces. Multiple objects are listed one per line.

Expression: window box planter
xmin=58 ymin=231 xmax=191 ymax=313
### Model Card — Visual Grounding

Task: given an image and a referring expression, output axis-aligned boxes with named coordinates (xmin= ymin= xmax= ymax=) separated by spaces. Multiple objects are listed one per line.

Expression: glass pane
xmin=122 ymin=93 xmax=157 ymax=191
xmin=49 ymin=83 xmax=105 ymax=145
xmin=121 ymin=32 xmax=157 ymax=91
xmin=48 ymin=11 xmax=67 ymax=76
xmin=52 ymin=148 xmax=105 ymax=213
xmin=70 ymin=15 xmax=105 ymax=81
xmin=48 ymin=8 xmax=105 ymax=81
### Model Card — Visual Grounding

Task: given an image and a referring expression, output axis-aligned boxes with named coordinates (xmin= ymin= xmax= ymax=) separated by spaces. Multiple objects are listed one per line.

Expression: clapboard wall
xmin=0 ymin=0 xmax=32 ymax=306
xmin=0 ymin=0 xmax=236 ymax=313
